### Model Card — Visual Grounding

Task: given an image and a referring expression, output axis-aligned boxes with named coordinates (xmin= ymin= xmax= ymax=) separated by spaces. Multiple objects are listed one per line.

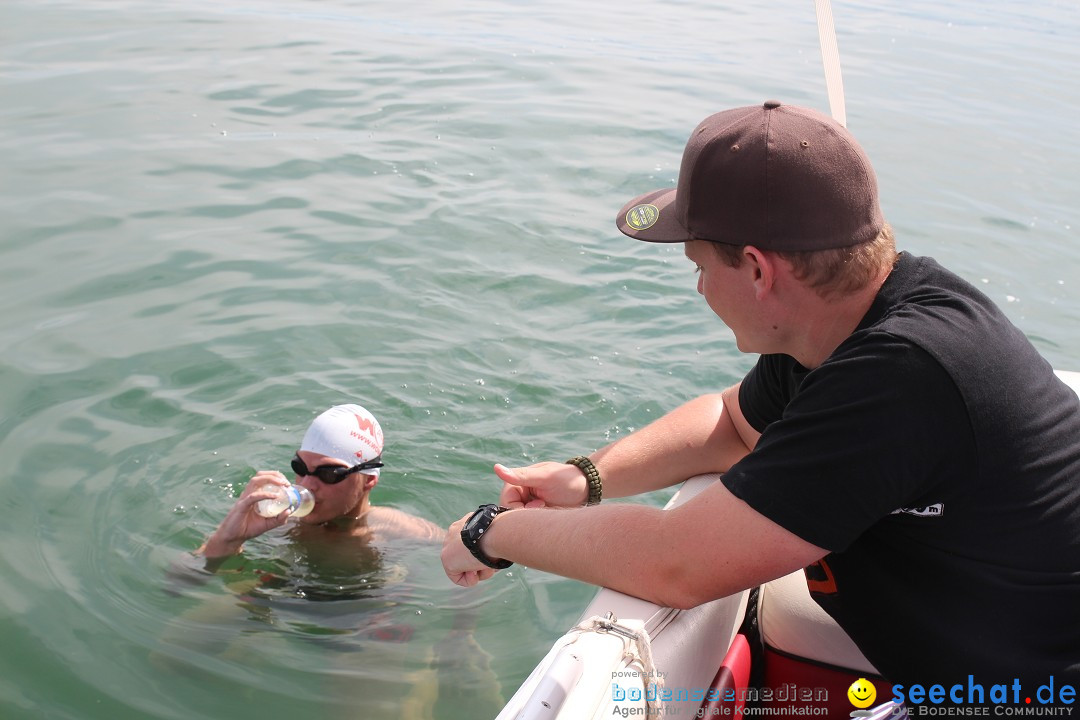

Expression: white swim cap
xmin=299 ymin=404 xmax=384 ymax=477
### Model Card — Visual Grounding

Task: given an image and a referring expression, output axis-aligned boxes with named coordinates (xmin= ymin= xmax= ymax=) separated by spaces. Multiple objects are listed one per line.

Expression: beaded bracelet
xmin=566 ymin=455 xmax=602 ymax=506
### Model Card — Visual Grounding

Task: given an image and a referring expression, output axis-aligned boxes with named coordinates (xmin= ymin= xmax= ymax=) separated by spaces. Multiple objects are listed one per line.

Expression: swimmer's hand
xmin=197 ymin=471 xmax=293 ymax=561
xmin=495 ymin=462 xmax=589 ymax=509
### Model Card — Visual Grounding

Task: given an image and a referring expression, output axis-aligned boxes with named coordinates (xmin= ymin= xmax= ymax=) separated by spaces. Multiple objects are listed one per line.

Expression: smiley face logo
xmin=847 ymin=678 xmax=877 ymax=709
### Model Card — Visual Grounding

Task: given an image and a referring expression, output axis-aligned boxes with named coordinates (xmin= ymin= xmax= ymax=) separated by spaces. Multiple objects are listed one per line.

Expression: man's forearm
xmin=479 ymin=479 xmax=820 ymax=609
xmin=481 ymin=503 xmax=690 ymax=606
xmin=588 ymin=389 xmax=752 ymax=499
xmin=195 ymin=533 xmax=243 ymax=566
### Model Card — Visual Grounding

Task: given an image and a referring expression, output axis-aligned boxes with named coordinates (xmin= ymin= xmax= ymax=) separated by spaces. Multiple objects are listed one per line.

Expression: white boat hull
xmin=498 ymin=475 xmax=748 ymax=720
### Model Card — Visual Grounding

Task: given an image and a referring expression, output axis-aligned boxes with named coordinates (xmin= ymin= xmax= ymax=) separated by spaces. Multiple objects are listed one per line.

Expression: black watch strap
xmin=461 ymin=504 xmax=512 ymax=569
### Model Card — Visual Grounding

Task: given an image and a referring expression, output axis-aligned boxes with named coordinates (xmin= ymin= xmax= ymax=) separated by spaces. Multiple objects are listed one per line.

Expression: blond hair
xmin=711 ymin=223 xmax=897 ymax=300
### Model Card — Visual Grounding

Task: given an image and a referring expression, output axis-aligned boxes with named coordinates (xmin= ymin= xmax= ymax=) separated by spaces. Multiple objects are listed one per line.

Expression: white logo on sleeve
xmin=890 ymin=503 xmax=944 ymax=518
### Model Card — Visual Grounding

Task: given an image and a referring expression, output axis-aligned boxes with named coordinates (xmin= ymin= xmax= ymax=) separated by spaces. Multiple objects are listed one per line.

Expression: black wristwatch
xmin=460 ymin=504 xmax=512 ymax=569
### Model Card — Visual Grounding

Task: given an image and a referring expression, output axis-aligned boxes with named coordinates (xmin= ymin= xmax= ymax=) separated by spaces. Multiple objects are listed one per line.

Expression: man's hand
xmin=198 ymin=471 xmax=293 ymax=560
xmin=441 ymin=512 xmax=499 ymax=587
xmin=495 ymin=462 xmax=589 ymax=509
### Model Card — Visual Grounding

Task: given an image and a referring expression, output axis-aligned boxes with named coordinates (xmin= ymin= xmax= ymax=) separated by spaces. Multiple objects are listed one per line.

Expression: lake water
xmin=1 ymin=0 xmax=1078 ymax=718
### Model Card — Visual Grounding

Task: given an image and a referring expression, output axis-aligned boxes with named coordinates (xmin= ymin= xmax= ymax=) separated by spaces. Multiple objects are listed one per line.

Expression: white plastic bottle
xmin=255 ymin=484 xmax=315 ymax=518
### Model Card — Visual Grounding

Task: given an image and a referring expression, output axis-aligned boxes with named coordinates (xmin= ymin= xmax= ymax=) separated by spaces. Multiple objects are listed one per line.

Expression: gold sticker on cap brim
xmin=625 ymin=204 xmax=659 ymax=231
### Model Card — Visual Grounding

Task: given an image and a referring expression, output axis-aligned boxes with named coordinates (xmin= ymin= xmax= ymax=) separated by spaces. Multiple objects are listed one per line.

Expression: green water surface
xmin=1 ymin=1 xmax=1078 ymax=718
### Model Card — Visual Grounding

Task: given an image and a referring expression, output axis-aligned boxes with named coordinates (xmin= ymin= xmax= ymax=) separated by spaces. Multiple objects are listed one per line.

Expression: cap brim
xmin=615 ymin=188 xmax=689 ymax=243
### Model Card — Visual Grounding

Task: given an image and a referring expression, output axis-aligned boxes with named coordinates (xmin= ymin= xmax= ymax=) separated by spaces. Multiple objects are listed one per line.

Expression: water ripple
xmin=1 ymin=0 xmax=1078 ymax=718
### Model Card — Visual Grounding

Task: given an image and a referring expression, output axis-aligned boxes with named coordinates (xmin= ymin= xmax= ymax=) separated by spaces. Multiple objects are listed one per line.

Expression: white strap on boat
xmin=814 ymin=0 xmax=847 ymax=127
xmin=569 ymin=613 xmax=663 ymax=716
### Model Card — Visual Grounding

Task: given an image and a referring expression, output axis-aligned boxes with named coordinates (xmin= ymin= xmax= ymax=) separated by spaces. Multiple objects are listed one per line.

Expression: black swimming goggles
xmin=291 ymin=454 xmax=384 ymax=484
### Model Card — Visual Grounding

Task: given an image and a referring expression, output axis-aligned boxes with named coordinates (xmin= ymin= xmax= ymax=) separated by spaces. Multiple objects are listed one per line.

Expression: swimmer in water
xmin=195 ymin=403 xmax=444 ymax=571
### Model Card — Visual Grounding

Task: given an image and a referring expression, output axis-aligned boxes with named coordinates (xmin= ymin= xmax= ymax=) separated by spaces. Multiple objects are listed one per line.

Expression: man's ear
xmin=363 ymin=474 xmax=379 ymax=492
xmin=741 ymin=245 xmax=777 ymax=300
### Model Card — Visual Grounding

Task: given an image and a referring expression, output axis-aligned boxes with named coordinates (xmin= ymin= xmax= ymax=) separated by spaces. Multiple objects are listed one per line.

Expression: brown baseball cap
xmin=616 ymin=101 xmax=884 ymax=251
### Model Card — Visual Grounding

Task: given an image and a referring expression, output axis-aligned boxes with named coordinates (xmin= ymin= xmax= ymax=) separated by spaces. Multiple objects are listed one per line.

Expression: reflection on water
xmin=159 ymin=530 xmax=513 ymax=719
xmin=262 ymin=524 xmax=398 ymax=603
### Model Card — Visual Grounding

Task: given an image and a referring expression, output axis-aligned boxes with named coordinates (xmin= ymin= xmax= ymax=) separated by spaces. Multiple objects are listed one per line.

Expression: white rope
xmin=814 ymin=0 xmax=847 ymax=127
xmin=568 ymin=614 xmax=664 ymax=717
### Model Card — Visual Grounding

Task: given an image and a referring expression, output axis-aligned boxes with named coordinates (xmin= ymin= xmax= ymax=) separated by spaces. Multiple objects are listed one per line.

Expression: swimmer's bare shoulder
xmin=364 ymin=506 xmax=446 ymax=543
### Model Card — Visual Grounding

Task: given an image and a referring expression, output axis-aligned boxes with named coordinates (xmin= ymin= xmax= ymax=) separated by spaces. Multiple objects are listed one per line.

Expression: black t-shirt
xmin=722 ymin=253 xmax=1080 ymax=690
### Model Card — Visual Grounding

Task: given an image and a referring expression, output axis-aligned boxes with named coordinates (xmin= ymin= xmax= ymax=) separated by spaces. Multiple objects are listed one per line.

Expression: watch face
xmin=464 ymin=506 xmax=492 ymax=535
xmin=460 ymin=505 xmax=512 ymax=570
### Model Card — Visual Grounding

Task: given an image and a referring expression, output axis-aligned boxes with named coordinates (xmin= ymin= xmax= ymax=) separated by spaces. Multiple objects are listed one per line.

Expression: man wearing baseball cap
xmin=442 ymin=102 xmax=1080 ymax=689
xmin=199 ymin=403 xmax=443 ymax=566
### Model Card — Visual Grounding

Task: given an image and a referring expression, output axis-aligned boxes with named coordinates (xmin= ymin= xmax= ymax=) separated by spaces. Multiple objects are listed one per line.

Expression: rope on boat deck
xmin=569 ymin=611 xmax=664 ymax=717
